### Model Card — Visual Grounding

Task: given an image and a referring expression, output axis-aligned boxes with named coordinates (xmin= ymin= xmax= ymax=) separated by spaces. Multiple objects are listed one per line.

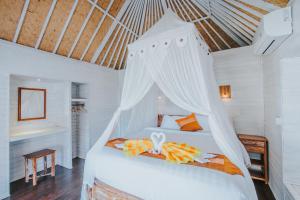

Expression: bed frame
xmin=87 ymin=179 xmax=141 ymax=200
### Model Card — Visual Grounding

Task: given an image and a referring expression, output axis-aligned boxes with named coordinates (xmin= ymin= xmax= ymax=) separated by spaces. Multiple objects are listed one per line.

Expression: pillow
xmin=175 ymin=113 xmax=203 ymax=131
xmin=160 ymin=115 xmax=180 ymax=130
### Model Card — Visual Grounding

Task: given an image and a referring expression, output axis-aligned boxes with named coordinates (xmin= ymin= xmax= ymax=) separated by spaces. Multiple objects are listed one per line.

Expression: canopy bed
xmin=82 ymin=10 xmax=257 ymax=200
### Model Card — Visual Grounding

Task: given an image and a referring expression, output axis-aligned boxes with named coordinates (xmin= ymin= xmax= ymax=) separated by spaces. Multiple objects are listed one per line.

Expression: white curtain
xmin=84 ymin=11 xmax=257 ymax=200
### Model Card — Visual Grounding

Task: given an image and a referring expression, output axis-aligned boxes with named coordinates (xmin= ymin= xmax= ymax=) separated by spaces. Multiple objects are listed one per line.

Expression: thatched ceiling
xmin=0 ymin=0 xmax=288 ymax=70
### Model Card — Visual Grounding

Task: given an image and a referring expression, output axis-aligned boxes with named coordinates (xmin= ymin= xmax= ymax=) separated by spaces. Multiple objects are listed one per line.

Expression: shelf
xmin=249 ymin=170 xmax=265 ymax=181
xmin=72 ymin=98 xmax=87 ymax=102
xmin=10 ymin=126 xmax=66 ymax=142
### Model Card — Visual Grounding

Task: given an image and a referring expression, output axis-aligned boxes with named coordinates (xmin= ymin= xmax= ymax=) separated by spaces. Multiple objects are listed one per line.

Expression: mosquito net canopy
xmin=84 ymin=9 xmax=257 ymax=199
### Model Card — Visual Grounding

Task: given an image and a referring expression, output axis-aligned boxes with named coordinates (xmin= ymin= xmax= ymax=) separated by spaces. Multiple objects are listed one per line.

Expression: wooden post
xmin=51 ymin=152 xmax=55 ymax=176
xmin=25 ymin=158 xmax=29 ymax=183
xmin=44 ymin=156 xmax=47 ymax=175
xmin=32 ymin=158 xmax=37 ymax=186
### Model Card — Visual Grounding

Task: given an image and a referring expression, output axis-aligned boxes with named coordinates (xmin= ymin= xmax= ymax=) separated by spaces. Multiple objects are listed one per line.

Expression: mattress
xmin=82 ymin=127 xmax=249 ymax=200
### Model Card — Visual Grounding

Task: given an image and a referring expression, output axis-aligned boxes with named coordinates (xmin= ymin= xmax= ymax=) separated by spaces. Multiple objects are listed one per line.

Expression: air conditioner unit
xmin=253 ymin=7 xmax=292 ymax=55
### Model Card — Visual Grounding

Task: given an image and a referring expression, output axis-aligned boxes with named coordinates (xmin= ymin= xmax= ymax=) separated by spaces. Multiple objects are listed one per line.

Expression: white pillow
xmin=195 ymin=114 xmax=210 ymax=131
xmin=160 ymin=115 xmax=180 ymax=130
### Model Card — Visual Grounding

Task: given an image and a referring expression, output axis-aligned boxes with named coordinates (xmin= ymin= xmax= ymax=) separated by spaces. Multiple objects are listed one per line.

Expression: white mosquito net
xmin=84 ymin=9 xmax=257 ymax=199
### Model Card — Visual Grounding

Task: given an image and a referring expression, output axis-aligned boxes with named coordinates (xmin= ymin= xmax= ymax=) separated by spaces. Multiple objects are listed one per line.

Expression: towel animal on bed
xmin=122 ymin=132 xmax=201 ymax=164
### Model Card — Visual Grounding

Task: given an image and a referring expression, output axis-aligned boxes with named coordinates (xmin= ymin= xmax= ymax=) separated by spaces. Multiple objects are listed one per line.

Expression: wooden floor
xmin=6 ymin=158 xmax=275 ymax=200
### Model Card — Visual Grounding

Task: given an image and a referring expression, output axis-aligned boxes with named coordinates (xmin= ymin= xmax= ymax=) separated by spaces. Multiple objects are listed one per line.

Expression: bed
xmin=83 ymin=115 xmax=250 ymax=200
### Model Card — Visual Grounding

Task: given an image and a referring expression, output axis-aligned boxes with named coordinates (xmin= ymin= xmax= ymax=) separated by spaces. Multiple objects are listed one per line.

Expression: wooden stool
xmin=23 ymin=149 xmax=56 ymax=186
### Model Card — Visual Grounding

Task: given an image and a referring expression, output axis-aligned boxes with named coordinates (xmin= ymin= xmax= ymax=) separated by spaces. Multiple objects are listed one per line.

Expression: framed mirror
xmin=18 ymin=87 xmax=46 ymax=121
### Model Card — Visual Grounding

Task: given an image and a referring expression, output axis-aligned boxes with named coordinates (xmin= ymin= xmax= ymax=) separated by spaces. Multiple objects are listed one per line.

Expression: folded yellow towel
xmin=123 ymin=139 xmax=200 ymax=164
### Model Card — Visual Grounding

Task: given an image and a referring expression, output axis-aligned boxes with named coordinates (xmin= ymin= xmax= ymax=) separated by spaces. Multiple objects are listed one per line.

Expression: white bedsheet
xmin=82 ymin=128 xmax=249 ymax=200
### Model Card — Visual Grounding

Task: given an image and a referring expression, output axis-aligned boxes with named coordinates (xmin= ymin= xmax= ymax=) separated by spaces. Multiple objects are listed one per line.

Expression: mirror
xmin=18 ymin=87 xmax=46 ymax=121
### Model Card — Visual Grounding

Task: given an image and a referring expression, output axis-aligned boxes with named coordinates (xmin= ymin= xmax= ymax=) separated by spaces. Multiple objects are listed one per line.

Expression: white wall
xmin=9 ymin=76 xmax=70 ymax=182
xmin=0 ymin=75 xmax=10 ymax=199
xmin=0 ymin=40 xmax=120 ymax=199
xmin=213 ymin=46 xmax=264 ymax=135
xmin=153 ymin=46 xmax=265 ymax=135
xmin=281 ymin=58 xmax=300 ymax=185
xmin=262 ymin=1 xmax=300 ymax=199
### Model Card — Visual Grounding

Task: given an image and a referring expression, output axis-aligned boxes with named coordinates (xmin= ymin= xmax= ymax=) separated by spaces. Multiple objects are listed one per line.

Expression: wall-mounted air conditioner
xmin=253 ymin=7 xmax=292 ymax=55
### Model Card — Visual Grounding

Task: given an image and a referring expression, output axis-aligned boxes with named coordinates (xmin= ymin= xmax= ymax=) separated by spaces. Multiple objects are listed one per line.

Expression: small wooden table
xmin=23 ymin=149 xmax=56 ymax=186
xmin=238 ymin=134 xmax=268 ymax=184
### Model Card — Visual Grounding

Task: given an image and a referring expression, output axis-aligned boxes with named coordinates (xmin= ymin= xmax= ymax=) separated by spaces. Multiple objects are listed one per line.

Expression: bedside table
xmin=238 ymin=134 xmax=268 ymax=184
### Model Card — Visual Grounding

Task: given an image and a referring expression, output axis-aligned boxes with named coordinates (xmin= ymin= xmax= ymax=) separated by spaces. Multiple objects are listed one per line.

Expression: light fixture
xmin=219 ymin=85 xmax=231 ymax=99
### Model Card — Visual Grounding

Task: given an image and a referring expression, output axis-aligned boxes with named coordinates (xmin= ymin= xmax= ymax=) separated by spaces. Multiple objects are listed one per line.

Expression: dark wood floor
xmin=6 ymin=158 xmax=275 ymax=200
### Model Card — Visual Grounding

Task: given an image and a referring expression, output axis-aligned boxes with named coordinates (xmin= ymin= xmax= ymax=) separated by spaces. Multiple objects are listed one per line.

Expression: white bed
xmin=83 ymin=127 xmax=249 ymax=200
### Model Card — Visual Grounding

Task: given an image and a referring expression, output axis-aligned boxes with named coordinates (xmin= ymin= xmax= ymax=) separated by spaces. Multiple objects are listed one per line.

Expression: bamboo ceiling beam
xmin=13 ymin=0 xmax=30 ymax=43
xmin=35 ymin=0 xmax=57 ymax=49
xmin=183 ymin=0 xmax=231 ymax=49
xmin=239 ymin=0 xmax=279 ymax=11
xmin=161 ymin=0 xmax=168 ymax=12
xmin=91 ymin=0 xmax=131 ymax=64
xmin=138 ymin=1 xmax=147 ymax=36
xmin=68 ymin=0 xmax=98 ymax=58
xmin=211 ymin=1 xmax=257 ymax=31
xmin=180 ymin=0 xmax=222 ymax=50
xmin=86 ymin=0 xmax=138 ymax=36
xmin=116 ymin=0 xmax=144 ymax=69
xmin=225 ymin=0 xmax=264 ymax=18
xmin=215 ymin=0 xmax=260 ymax=26
xmin=112 ymin=0 xmax=143 ymax=69
xmin=53 ymin=0 xmax=78 ymax=53
xmin=171 ymin=0 xmax=220 ymax=50
xmin=211 ymin=7 xmax=252 ymax=44
xmin=104 ymin=0 xmax=140 ymax=67
xmin=211 ymin=1 xmax=255 ymax=37
xmin=80 ymin=0 xmax=115 ymax=61
xmin=194 ymin=0 xmax=247 ymax=46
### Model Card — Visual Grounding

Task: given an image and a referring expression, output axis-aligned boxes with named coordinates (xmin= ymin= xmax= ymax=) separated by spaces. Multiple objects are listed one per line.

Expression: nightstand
xmin=238 ymin=134 xmax=268 ymax=184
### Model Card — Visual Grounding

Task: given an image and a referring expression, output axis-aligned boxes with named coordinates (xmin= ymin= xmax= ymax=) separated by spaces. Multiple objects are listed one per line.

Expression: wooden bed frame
xmin=87 ymin=179 xmax=141 ymax=200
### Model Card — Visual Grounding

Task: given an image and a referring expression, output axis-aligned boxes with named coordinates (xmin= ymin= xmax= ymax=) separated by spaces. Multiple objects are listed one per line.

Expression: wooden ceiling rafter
xmin=53 ymin=0 xmax=78 ymax=54
xmin=183 ymin=0 xmax=227 ymax=49
xmin=195 ymin=0 xmax=264 ymax=45
xmin=35 ymin=0 xmax=57 ymax=49
xmin=87 ymin=0 xmax=138 ymax=36
xmin=116 ymin=0 xmax=147 ymax=69
xmin=90 ymin=0 xmax=131 ymax=63
xmin=80 ymin=0 xmax=115 ymax=61
xmin=184 ymin=0 xmax=231 ymax=48
xmin=211 ymin=1 xmax=256 ymax=33
xmin=67 ymin=0 xmax=98 ymax=58
xmin=183 ymin=0 xmax=231 ymax=48
xmin=176 ymin=0 xmax=222 ymax=51
xmin=103 ymin=0 xmax=141 ymax=67
xmin=0 ymin=0 xmax=289 ymax=70
xmin=238 ymin=0 xmax=280 ymax=11
xmin=13 ymin=0 xmax=30 ymax=43
xmin=212 ymin=2 xmax=254 ymax=41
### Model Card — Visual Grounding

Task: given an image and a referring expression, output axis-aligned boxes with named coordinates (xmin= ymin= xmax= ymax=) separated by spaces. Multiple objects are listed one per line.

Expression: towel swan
xmin=150 ymin=132 xmax=166 ymax=154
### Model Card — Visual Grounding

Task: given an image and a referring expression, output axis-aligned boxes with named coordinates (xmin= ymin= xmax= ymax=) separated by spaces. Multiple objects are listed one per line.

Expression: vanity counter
xmin=10 ymin=126 xmax=66 ymax=142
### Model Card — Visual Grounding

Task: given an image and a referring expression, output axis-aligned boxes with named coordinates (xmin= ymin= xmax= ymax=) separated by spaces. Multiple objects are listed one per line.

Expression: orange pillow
xmin=175 ymin=113 xmax=203 ymax=132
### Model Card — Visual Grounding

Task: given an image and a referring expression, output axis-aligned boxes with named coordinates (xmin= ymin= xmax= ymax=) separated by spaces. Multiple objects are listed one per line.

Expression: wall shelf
xmin=72 ymin=98 xmax=87 ymax=102
xmin=10 ymin=126 xmax=66 ymax=142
